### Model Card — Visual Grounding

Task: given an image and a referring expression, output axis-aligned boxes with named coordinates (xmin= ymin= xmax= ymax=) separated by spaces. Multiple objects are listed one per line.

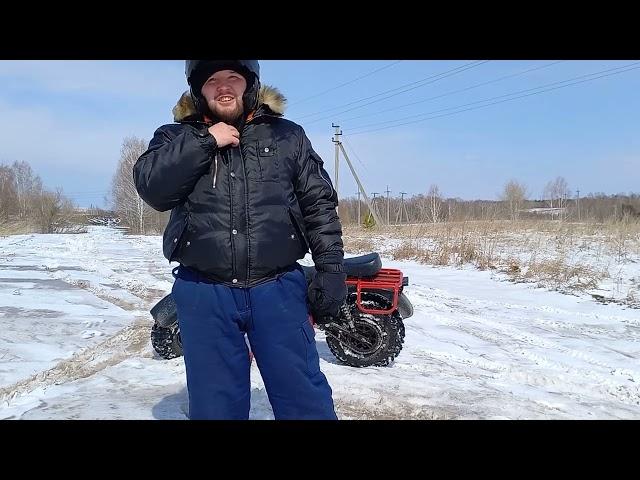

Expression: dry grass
xmin=361 ymin=221 xmax=504 ymax=270
xmin=0 ymin=219 xmax=88 ymax=236
xmin=0 ymin=220 xmax=38 ymax=236
xmin=342 ymin=236 xmax=376 ymax=254
xmin=507 ymin=257 xmax=608 ymax=292
xmin=626 ymin=289 xmax=640 ymax=308
xmin=344 ymin=220 xmax=640 ymax=300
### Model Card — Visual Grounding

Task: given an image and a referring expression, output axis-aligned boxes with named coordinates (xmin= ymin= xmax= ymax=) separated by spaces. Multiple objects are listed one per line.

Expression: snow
xmin=1 ymin=226 xmax=640 ymax=419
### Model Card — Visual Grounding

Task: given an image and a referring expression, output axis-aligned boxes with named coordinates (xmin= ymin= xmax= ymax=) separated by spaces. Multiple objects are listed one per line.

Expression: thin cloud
xmin=0 ymin=60 xmax=185 ymax=100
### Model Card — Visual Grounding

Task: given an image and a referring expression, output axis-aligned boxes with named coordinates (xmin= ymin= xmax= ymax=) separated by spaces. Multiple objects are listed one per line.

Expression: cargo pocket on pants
xmin=301 ymin=320 xmax=320 ymax=376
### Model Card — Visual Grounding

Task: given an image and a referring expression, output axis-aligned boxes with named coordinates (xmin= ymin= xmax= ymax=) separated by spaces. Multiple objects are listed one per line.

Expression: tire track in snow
xmin=402 ymin=282 xmax=640 ymax=410
xmin=40 ymin=229 xmax=171 ymax=313
xmin=1 ymin=230 xmax=166 ymax=405
xmin=423 ymin=286 xmax=637 ymax=367
xmin=0 ymin=320 xmax=152 ymax=405
xmin=334 ymin=394 xmax=455 ymax=420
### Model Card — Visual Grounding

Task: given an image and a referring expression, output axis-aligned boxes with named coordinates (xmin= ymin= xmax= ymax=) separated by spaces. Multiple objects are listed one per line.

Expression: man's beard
xmin=207 ymin=98 xmax=245 ymax=125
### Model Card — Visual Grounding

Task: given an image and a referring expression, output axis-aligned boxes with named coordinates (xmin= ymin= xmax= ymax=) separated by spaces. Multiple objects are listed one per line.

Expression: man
xmin=133 ymin=60 xmax=346 ymax=420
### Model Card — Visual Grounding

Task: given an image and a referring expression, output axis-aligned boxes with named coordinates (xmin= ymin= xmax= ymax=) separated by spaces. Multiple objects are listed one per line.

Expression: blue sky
xmin=0 ymin=60 xmax=638 ymax=208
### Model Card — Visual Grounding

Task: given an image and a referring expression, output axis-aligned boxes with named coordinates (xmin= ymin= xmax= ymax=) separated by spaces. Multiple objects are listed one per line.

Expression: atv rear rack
xmin=346 ymin=268 xmax=404 ymax=315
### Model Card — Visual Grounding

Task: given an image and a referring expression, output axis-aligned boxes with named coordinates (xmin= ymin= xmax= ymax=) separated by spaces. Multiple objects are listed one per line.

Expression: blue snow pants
xmin=171 ymin=264 xmax=337 ymax=420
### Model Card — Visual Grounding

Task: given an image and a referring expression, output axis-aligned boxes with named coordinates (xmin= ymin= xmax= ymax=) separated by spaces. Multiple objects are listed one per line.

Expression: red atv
xmin=150 ymin=253 xmax=413 ymax=367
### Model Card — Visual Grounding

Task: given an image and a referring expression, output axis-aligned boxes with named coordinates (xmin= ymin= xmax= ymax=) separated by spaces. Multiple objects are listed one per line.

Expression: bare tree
xmin=0 ymin=165 xmax=18 ymax=221
xmin=554 ymin=177 xmax=570 ymax=220
xmin=501 ymin=179 xmax=528 ymax=221
xmin=413 ymin=194 xmax=427 ymax=223
xmin=111 ymin=136 xmax=155 ymax=234
xmin=33 ymin=187 xmax=76 ymax=233
xmin=11 ymin=160 xmax=42 ymax=218
xmin=445 ymin=198 xmax=456 ymax=222
xmin=544 ymin=176 xmax=570 ymax=221
xmin=427 ymin=184 xmax=443 ymax=223
xmin=543 ymin=182 xmax=554 ymax=209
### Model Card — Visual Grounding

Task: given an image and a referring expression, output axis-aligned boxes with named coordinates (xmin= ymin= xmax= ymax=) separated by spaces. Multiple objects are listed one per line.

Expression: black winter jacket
xmin=133 ymin=86 xmax=344 ymax=287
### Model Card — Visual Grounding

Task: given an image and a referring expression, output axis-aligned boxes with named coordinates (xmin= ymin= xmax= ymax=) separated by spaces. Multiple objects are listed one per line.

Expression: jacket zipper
xmin=204 ymin=111 xmax=268 ymax=285
xmin=238 ymin=146 xmax=251 ymax=284
xmin=226 ymin=149 xmax=237 ymax=281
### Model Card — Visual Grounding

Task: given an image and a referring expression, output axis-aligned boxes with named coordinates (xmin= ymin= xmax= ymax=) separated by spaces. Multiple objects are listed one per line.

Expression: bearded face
xmin=200 ymin=69 xmax=247 ymax=123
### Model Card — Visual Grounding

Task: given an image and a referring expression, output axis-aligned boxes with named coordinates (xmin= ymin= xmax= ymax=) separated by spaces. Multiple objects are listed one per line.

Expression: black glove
xmin=308 ymin=269 xmax=347 ymax=325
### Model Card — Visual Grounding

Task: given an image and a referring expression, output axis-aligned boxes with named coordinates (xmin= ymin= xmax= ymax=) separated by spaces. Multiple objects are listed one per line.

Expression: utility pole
xmin=356 ymin=190 xmax=362 ymax=226
xmin=396 ymin=191 xmax=409 ymax=224
xmin=336 ymin=141 xmax=383 ymax=227
xmin=385 ymin=185 xmax=391 ymax=226
xmin=332 ymin=124 xmax=341 ymax=201
xmin=576 ymin=188 xmax=581 ymax=222
xmin=371 ymin=192 xmax=380 ymax=224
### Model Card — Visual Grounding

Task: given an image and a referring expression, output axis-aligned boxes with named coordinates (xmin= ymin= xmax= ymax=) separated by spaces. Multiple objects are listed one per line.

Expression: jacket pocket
xmin=163 ymin=210 xmax=190 ymax=262
xmin=287 ymin=207 xmax=309 ymax=254
xmin=301 ymin=320 xmax=320 ymax=376
xmin=257 ymin=139 xmax=279 ymax=182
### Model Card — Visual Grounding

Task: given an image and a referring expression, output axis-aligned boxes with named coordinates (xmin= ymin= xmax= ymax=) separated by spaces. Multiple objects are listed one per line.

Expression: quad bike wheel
xmin=150 ymin=292 xmax=407 ymax=367
xmin=151 ymin=323 xmax=183 ymax=359
xmin=324 ymin=292 xmax=405 ymax=367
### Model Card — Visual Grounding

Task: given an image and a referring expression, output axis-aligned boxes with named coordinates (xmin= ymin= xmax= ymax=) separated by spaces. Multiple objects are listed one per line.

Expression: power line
xmin=293 ymin=60 xmax=489 ymax=121
xmin=342 ymin=137 xmax=369 ymax=172
xmin=331 ymin=130 xmax=384 ymax=226
xmin=346 ymin=62 xmax=640 ymax=132
xmin=288 ymin=61 xmax=403 ymax=107
xmin=303 ymin=61 xmax=490 ymax=125
xmin=346 ymin=62 xmax=640 ymax=135
xmin=339 ymin=60 xmax=565 ymax=124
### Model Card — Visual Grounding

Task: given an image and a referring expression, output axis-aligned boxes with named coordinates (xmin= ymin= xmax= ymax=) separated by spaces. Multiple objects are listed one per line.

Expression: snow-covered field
xmin=1 ymin=226 xmax=640 ymax=419
xmin=346 ymin=222 xmax=640 ymax=307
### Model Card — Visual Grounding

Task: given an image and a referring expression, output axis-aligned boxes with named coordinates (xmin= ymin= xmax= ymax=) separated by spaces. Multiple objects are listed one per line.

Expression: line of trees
xmin=0 ymin=160 xmax=79 ymax=233
xmin=338 ymin=176 xmax=640 ymax=226
xmin=110 ymin=135 xmax=640 ymax=230
xmin=1 ymin=136 xmax=169 ymax=236
xmin=7 ymin=134 xmax=639 ymax=237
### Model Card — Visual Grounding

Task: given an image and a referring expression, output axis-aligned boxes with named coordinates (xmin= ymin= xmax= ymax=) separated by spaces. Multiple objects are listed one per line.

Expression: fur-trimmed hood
xmin=172 ymin=85 xmax=287 ymax=123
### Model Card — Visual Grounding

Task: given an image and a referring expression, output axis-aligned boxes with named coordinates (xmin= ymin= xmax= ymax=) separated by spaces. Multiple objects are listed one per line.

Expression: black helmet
xmin=185 ymin=60 xmax=261 ymax=115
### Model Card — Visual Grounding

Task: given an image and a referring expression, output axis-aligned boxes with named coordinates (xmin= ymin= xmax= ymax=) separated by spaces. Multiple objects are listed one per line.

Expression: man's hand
xmin=308 ymin=270 xmax=347 ymax=324
xmin=208 ymin=122 xmax=240 ymax=148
